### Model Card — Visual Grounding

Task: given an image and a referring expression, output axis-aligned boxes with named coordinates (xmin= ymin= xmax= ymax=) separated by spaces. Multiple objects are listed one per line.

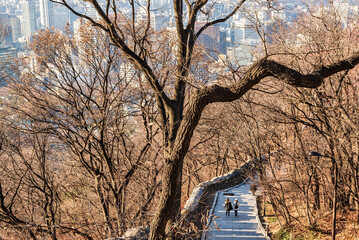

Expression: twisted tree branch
xmin=172 ymin=52 xmax=359 ymax=162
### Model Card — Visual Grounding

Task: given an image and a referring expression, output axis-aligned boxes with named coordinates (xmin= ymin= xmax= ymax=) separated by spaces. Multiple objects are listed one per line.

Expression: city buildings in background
xmin=0 ymin=0 xmax=356 ymax=85
xmin=0 ymin=0 xmax=78 ymax=47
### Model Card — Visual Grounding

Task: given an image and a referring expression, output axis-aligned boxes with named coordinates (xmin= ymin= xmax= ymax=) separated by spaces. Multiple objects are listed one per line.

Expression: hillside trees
xmin=270 ymin=1 xmax=359 ymax=217
xmin=232 ymin=4 xmax=359 ymax=235
xmin=9 ymin=25 xmax=162 ymax=238
xmin=47 ymin=0 xmax=359 ymax=239
xmin=0 ymin=106 xmax=101 ymax=239
xmin=0 ymin=125 xmax=62 ymax=240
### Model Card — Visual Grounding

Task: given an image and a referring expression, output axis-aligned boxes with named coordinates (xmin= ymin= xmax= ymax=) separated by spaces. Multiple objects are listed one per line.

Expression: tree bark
xmin=149 ymin=155 xmax=184 ymax=240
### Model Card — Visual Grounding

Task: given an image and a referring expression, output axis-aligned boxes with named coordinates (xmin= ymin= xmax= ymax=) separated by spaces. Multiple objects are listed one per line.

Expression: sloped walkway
xmin=202 ymin=181 xmax=268 ymax=240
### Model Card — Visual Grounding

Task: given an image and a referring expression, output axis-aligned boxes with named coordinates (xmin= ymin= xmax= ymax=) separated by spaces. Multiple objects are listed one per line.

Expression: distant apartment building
xmin=150 ymin=14 xmax=168 ymax=31
xmin=53 ymin=5 xmax=78 ymax=30
xmin=120 ymin=62 xmax=138 ymax=83
xmin=39 ymin=0 xmax=54 ymax=29
xmin=21 ymin=0 xmax=36 ymax=38
xmin=0 ymin=46 xmax=17 ymax=86
xmin=195 ymin=21 xmax=226 ymax=60
xmin=227 ymin=18 xmax=261 ymax=66
xmin=84 ymin=3 xmax=99 ymax=20
xmin=0 ymin=13 xmax=21 ymax=44
xmin=231 ymin=18 xmax=260 ymax=46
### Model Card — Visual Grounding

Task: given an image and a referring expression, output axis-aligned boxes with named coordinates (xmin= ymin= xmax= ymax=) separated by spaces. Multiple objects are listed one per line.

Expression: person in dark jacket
xmin=233 ymin=199 xmax=239 ymax=216
xmin=250 ymin=183 xmax=257 ymax=195
xmin=224 ymin=198 xmax=232 ymax=216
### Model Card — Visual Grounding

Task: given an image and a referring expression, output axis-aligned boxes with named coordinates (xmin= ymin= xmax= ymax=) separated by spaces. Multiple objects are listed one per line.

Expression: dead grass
xmin=265 ymin=209 xmax=359 ymax=240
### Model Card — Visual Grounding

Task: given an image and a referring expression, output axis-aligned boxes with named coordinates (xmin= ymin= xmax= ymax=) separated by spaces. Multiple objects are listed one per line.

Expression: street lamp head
xmin=309 ymin=151 xmax=323 ymax=157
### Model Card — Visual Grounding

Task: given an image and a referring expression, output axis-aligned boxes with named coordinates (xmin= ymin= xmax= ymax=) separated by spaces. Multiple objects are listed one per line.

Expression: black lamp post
xmin=309 ymin=151 xmax=337 ymax=240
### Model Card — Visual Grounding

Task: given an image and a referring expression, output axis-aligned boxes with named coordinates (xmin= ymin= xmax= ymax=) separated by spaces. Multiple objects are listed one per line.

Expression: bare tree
xmin=44 ymin=0 xmax=359 ymax=238
xmin=0 ymin=116 xmax=98 ymax=240
xmin=10 ymin=25 xmax=162 ymax=238
xmin=235 ymin=4 xmax=359 ymax=237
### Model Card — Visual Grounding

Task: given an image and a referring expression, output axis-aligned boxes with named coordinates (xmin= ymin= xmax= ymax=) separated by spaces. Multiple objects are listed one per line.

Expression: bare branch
xmin=51 ymin=0 xmax=107 ymax=31
xmin=171 ymin=52 xmax=359 ymax=162
xmin=195 ymin=0 xmax=246 ymax=39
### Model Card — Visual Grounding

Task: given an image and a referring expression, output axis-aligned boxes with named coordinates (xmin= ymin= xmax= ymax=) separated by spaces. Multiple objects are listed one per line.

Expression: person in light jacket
xmin=233 ymin=199 xmax=239 ymax=216
xmin=224 ymin=198 xmax=233 ymax=216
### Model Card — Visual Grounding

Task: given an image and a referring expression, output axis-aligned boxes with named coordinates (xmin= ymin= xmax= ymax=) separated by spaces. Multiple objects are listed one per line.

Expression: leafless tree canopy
xmin=0 ymin=0 xmax=358 ymax=239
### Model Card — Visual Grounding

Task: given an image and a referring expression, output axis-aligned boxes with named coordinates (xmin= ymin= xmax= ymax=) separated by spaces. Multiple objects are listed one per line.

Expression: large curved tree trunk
xmin=149 ymin=155 xmax=184 ymax=239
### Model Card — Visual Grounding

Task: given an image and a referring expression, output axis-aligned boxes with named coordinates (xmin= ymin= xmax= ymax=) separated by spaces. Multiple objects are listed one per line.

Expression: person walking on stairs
xmin=225 ymin=198 xmax=233 ymax=216
xmin=233 ymin=199 xmax=239 ymax=216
